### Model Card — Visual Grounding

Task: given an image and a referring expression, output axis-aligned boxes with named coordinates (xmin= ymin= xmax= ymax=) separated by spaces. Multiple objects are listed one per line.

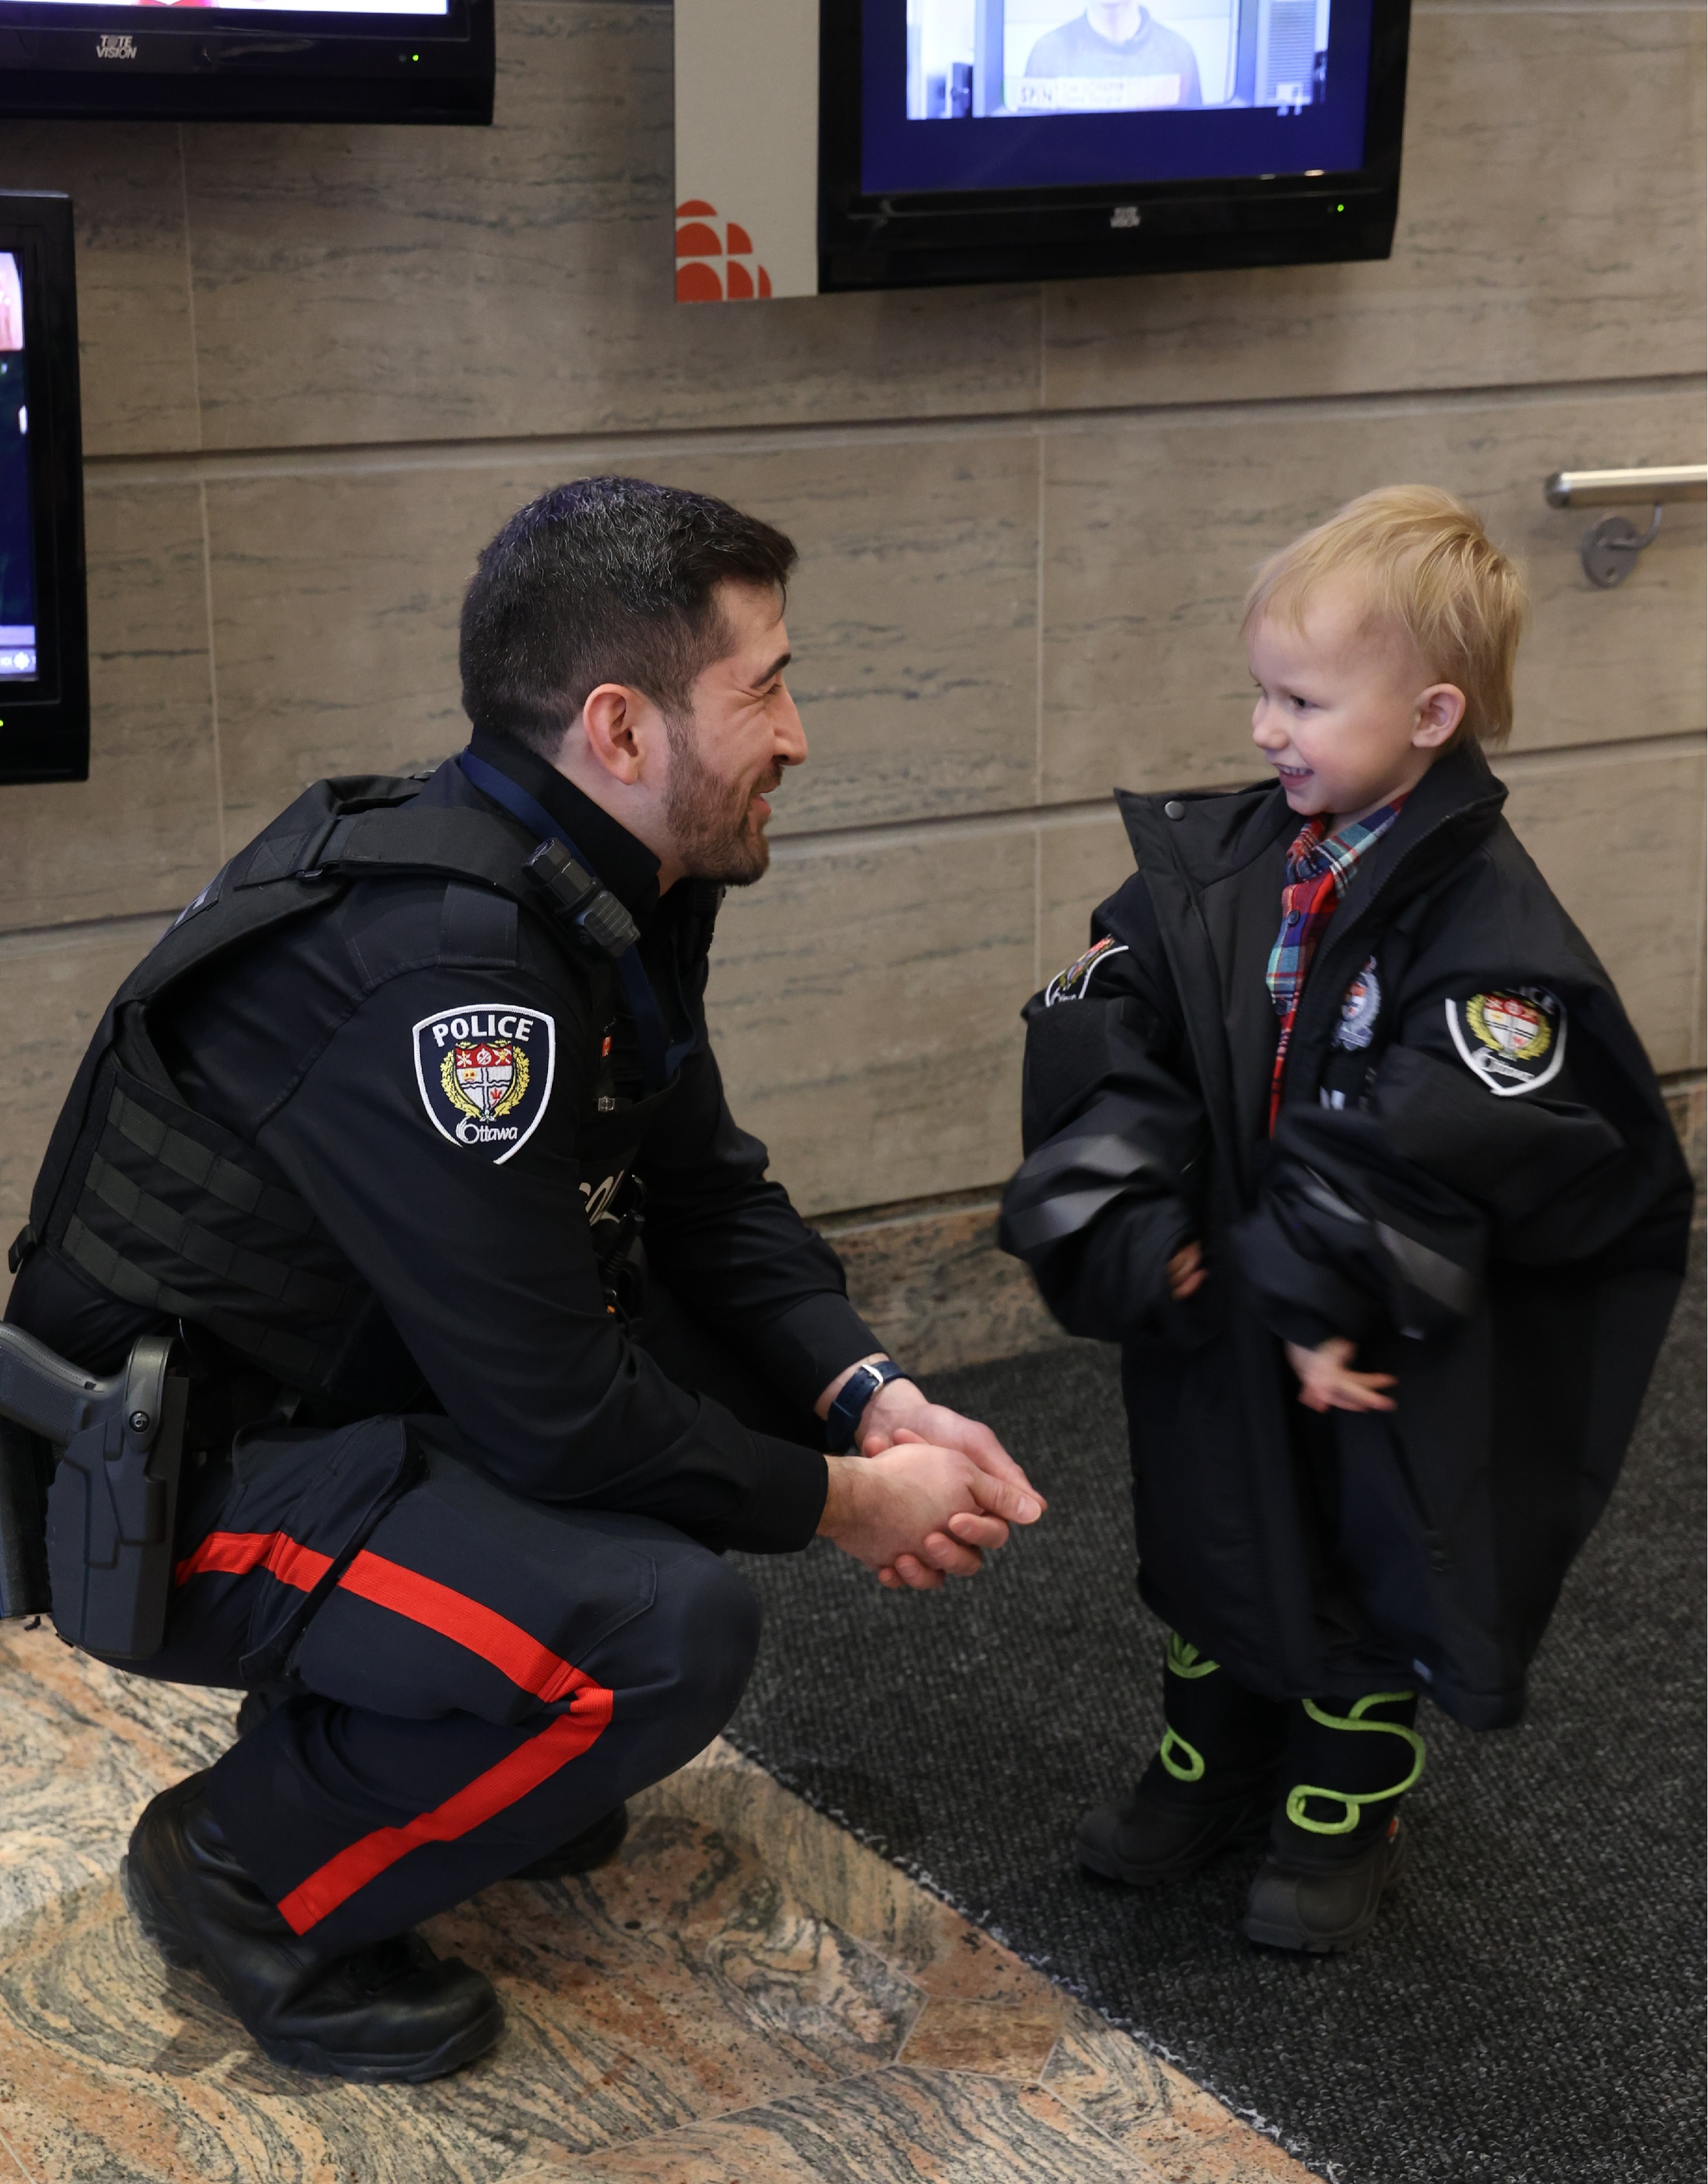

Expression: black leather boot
xmin=236 ymin=1683 xmax=629 ymax=1880
xmin=1076 ymin=1634 xmax=1288 ymax=1886
xmin=1241 ymin=1690 xmax=1423 ymax=1953
xmin=122 ymin=1773 xmax=505 ymax=2081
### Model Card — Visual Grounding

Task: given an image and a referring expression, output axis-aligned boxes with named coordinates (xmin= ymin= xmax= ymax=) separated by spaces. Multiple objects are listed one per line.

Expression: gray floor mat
xmin=729 ymin=1246 xmax=1705 ymax=2183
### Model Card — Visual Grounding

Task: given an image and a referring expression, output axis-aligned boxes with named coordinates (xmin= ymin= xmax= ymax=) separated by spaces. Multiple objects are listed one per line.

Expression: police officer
xmin=6 ymin=476 xmax=1044 ymax=2083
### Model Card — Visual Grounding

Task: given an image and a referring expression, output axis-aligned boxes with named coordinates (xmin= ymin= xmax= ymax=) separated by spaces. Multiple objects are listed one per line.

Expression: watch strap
xmin=824 ymin=1357 xmax=908 ymax=1453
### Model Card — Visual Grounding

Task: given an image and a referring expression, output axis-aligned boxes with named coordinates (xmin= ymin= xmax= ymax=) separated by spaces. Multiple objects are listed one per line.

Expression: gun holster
xmin=0 ymin=1324 xmax=190 ymax=1659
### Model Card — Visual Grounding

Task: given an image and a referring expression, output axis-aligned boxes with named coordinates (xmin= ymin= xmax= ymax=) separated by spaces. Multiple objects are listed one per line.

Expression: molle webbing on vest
xmin=54 ymin=1067 xmax=360 ymax=1388
xmin=83 ymin=1144 xmax=343 ymax=1312
xmin=104 ymin=1084 xmax=318 ymax=1236
xmin=59 ymin=1216 xmax=322 ymax=1385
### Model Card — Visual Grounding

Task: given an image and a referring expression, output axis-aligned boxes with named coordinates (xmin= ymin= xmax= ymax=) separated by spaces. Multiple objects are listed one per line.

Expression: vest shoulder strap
xmin=118 ymin=793 xmax=552 ymax=1014
xmin=237 ymin=803 xmax=537 ymax=894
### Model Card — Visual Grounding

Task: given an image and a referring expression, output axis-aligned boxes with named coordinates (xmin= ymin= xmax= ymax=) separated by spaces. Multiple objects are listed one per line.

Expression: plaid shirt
xmin=1266 ymin=799 xmax=1408 ymax=1128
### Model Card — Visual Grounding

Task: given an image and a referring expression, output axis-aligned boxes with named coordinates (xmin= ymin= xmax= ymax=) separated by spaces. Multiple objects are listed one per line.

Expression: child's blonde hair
xmin=1241 ymin=485 xmax=1527 ymax=745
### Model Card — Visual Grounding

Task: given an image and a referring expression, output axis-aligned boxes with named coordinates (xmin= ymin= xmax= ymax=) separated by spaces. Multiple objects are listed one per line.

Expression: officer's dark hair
xmin=459 ymin=476 xmax=798 ymax=755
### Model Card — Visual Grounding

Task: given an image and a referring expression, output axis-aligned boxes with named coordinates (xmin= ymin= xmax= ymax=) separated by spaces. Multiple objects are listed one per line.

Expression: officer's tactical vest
xmin=25 ymin=773 xmax=681 ymax=1398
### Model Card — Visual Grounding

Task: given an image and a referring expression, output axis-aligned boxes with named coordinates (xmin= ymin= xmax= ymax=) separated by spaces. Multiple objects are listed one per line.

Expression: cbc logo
xmin=674 ymin=202 xmax=772 ymax=304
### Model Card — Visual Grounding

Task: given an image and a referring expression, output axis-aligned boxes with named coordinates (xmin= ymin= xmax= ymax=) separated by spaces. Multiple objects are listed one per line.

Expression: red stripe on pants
xmin=175 ymin=1524 xmax=618 ymax=1932
xmin=336 ymin=1549 xmax=589 ymax=1703
xmin=175 ymin=1529 xmax=333 ymax=1591
xmin=276 ymin=1688 xmax=615 ymax=1933
xmin=176 ymin=1538 xmax=584 ymax=1704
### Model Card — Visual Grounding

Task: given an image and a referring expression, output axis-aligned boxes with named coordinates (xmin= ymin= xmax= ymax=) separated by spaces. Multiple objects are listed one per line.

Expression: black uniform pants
xmin=126 ymin=1290 xmax=820 ymax=1956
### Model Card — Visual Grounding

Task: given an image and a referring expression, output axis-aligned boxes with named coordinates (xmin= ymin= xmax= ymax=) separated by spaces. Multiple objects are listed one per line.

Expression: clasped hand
xmin=816 ymin=1381 xmax=1045 ymax=1593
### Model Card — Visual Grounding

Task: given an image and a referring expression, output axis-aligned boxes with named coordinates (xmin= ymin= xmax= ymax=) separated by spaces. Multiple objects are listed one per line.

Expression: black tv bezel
xmin=819 ymin=0 xmax=1412 ymax=291
xmin=0 ymin=192 xmax=87 ymax=788
xmin=0 ymin=0 xmax=492 ymax=123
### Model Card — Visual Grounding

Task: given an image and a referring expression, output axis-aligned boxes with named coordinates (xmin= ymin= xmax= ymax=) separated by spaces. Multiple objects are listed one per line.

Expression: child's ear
xmin=1413 ymin=683 xmax=1467 ymax=749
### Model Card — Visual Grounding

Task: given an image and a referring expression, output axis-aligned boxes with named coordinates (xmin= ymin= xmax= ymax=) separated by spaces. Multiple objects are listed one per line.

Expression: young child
xmin=1001 ymin=486 xmax=1693 ymax=1952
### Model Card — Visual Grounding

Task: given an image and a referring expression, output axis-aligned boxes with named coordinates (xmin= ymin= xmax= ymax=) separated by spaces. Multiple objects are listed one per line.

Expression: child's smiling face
xmin=1247 ymin=574 xmax=1466 ymax=827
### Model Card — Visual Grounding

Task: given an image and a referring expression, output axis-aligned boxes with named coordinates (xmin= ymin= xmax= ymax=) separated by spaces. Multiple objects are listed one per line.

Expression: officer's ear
xmin=579 ymin=682 xmax=666 ymax=785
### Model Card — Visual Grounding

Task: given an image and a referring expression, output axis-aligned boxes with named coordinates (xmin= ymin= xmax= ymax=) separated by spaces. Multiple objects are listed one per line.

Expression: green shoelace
xmin=1158 ymin=1631 xmax=1220 ymax=1782
xmin=1285 ymin=1693 xmax=1425 ymax=1834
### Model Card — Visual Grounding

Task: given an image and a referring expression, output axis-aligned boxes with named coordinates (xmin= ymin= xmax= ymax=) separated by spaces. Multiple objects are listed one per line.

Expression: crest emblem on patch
xmin=1334 ymin=956 xmax=1383 ymax=1051
xmin=1446 ymin=987 xmax=1566 ymax=1097
xmin=1045 ymin=936 xmax=1129 ymax=1006
xmin=413 ymin=1004 xmax=555 ymax=1161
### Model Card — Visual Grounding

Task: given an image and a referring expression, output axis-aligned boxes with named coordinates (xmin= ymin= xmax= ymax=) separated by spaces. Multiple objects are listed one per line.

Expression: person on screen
xmin=1024 ymin=1 xmax=1203 ymax=108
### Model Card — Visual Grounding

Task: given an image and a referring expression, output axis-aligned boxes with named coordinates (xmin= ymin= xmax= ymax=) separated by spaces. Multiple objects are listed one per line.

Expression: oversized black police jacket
xmin=1001 ymin=742 xmax=1692 ymax=1728
xmin=10 ymin=734 xmax=882 ymax=1553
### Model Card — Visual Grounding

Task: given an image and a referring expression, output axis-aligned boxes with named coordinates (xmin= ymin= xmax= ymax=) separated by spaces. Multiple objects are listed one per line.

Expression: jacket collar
xmin=1317 ymin=739 xmax=1507 ymax=931
xmin=1116 ymin=740 xmax=1508 ymax=911
xmin=1116 ymin=774 xmax=1288 ymax=888
xmin=465 ymin=728 xmax=662 ymax=922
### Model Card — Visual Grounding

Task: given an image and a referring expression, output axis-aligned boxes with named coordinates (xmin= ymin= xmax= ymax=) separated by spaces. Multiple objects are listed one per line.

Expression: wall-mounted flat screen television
xmin=0 ymin=0 xmax=492 ymax=121
xmin=0 ymin=193 xmax=86 ymax=787
xmin=819 ymin=0 xmax=1411 ymax=289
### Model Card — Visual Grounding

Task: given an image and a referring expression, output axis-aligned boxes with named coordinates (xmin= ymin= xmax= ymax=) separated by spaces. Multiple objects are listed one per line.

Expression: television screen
xmin=0 ymin=0 xmax=492 ymax=121
xmin=0 ymin=257 xmax=36 ymax=688
xmin=0 ymin=195 xmax=86 ymax=785
xmin=820 ymin=0 xmax=1410 ymax=290
xmin=877 ymin=0 xmax=1360 ymax=189
xmin=24 ymin=0 xmax=436 ymax=13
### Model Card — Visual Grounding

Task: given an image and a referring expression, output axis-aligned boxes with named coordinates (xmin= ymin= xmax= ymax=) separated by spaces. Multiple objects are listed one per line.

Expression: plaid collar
xmin=1266 ymin=797 xmax=1408 ymax=1127
xmin=1285 ymin=803 xmax=1406 ymax=894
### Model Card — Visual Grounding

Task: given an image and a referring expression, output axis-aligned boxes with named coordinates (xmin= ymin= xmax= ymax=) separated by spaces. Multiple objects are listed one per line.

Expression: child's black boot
xmin=1076 ymin=1635 xmax=1287 ymax=1885
xmin=1242 ymin=1689 xmax=1423 ymax=1952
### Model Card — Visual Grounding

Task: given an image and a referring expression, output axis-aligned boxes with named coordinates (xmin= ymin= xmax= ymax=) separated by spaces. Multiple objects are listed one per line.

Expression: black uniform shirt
xmin=18 ymin=739 xmax=879 ymax=1553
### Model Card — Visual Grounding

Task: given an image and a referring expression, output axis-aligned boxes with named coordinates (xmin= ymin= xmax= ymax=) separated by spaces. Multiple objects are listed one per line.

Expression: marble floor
xmin=0 ymin=1624 xmax=1311 ymax=2184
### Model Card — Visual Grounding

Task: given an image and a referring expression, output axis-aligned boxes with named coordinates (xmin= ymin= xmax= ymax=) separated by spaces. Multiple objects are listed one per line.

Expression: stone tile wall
xmin=0 ymin=0 xmax=1701 ymax=1364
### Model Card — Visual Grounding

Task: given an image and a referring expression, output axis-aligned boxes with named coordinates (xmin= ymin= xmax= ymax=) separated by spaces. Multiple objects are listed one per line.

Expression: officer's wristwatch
xmin=824 ymin=1357 xmax=910 ymax=1453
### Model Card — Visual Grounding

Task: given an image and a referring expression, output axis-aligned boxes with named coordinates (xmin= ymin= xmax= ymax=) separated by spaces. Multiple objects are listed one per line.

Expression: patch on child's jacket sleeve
xmin=1045 ymin=936 xmax=1129 ymax=1006
xmin=1445 ymin=987 xmax=1566 ymax=1096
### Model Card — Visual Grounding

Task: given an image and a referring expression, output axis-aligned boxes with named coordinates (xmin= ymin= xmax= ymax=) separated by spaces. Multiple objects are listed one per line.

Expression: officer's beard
xmin=663 ymin=718 xmax=780 ymax=887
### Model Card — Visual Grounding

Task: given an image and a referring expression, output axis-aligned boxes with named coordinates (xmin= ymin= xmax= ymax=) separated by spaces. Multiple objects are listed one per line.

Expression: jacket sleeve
xmin=255 ymin=961 xmax=828 ymax=1554
xmin=999 ymin=892 xmax=1208 ymax=1344
xmin=1236 ymin=951 xmax=1689 ymax=1350
xmin=636 ymin=1031 xmax=884 ymax=1409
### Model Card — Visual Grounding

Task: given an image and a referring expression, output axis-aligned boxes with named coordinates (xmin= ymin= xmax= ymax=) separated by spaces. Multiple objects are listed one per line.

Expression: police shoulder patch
xmin=1445 ymin=986 xmax=1566 ymax=1097
xmin=414 ymin=1003 xmax=555 ymax=1161
xmin=1045 ymin=936 xmax=1129 ymax=1006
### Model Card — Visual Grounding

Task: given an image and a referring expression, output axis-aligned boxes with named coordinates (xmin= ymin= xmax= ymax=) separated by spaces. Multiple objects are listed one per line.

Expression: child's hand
xmin=1284 ymin=1336 xmax=1397 ymax=1414
xmin=1167 ymin=1240 xmax=1206 ymax=1300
